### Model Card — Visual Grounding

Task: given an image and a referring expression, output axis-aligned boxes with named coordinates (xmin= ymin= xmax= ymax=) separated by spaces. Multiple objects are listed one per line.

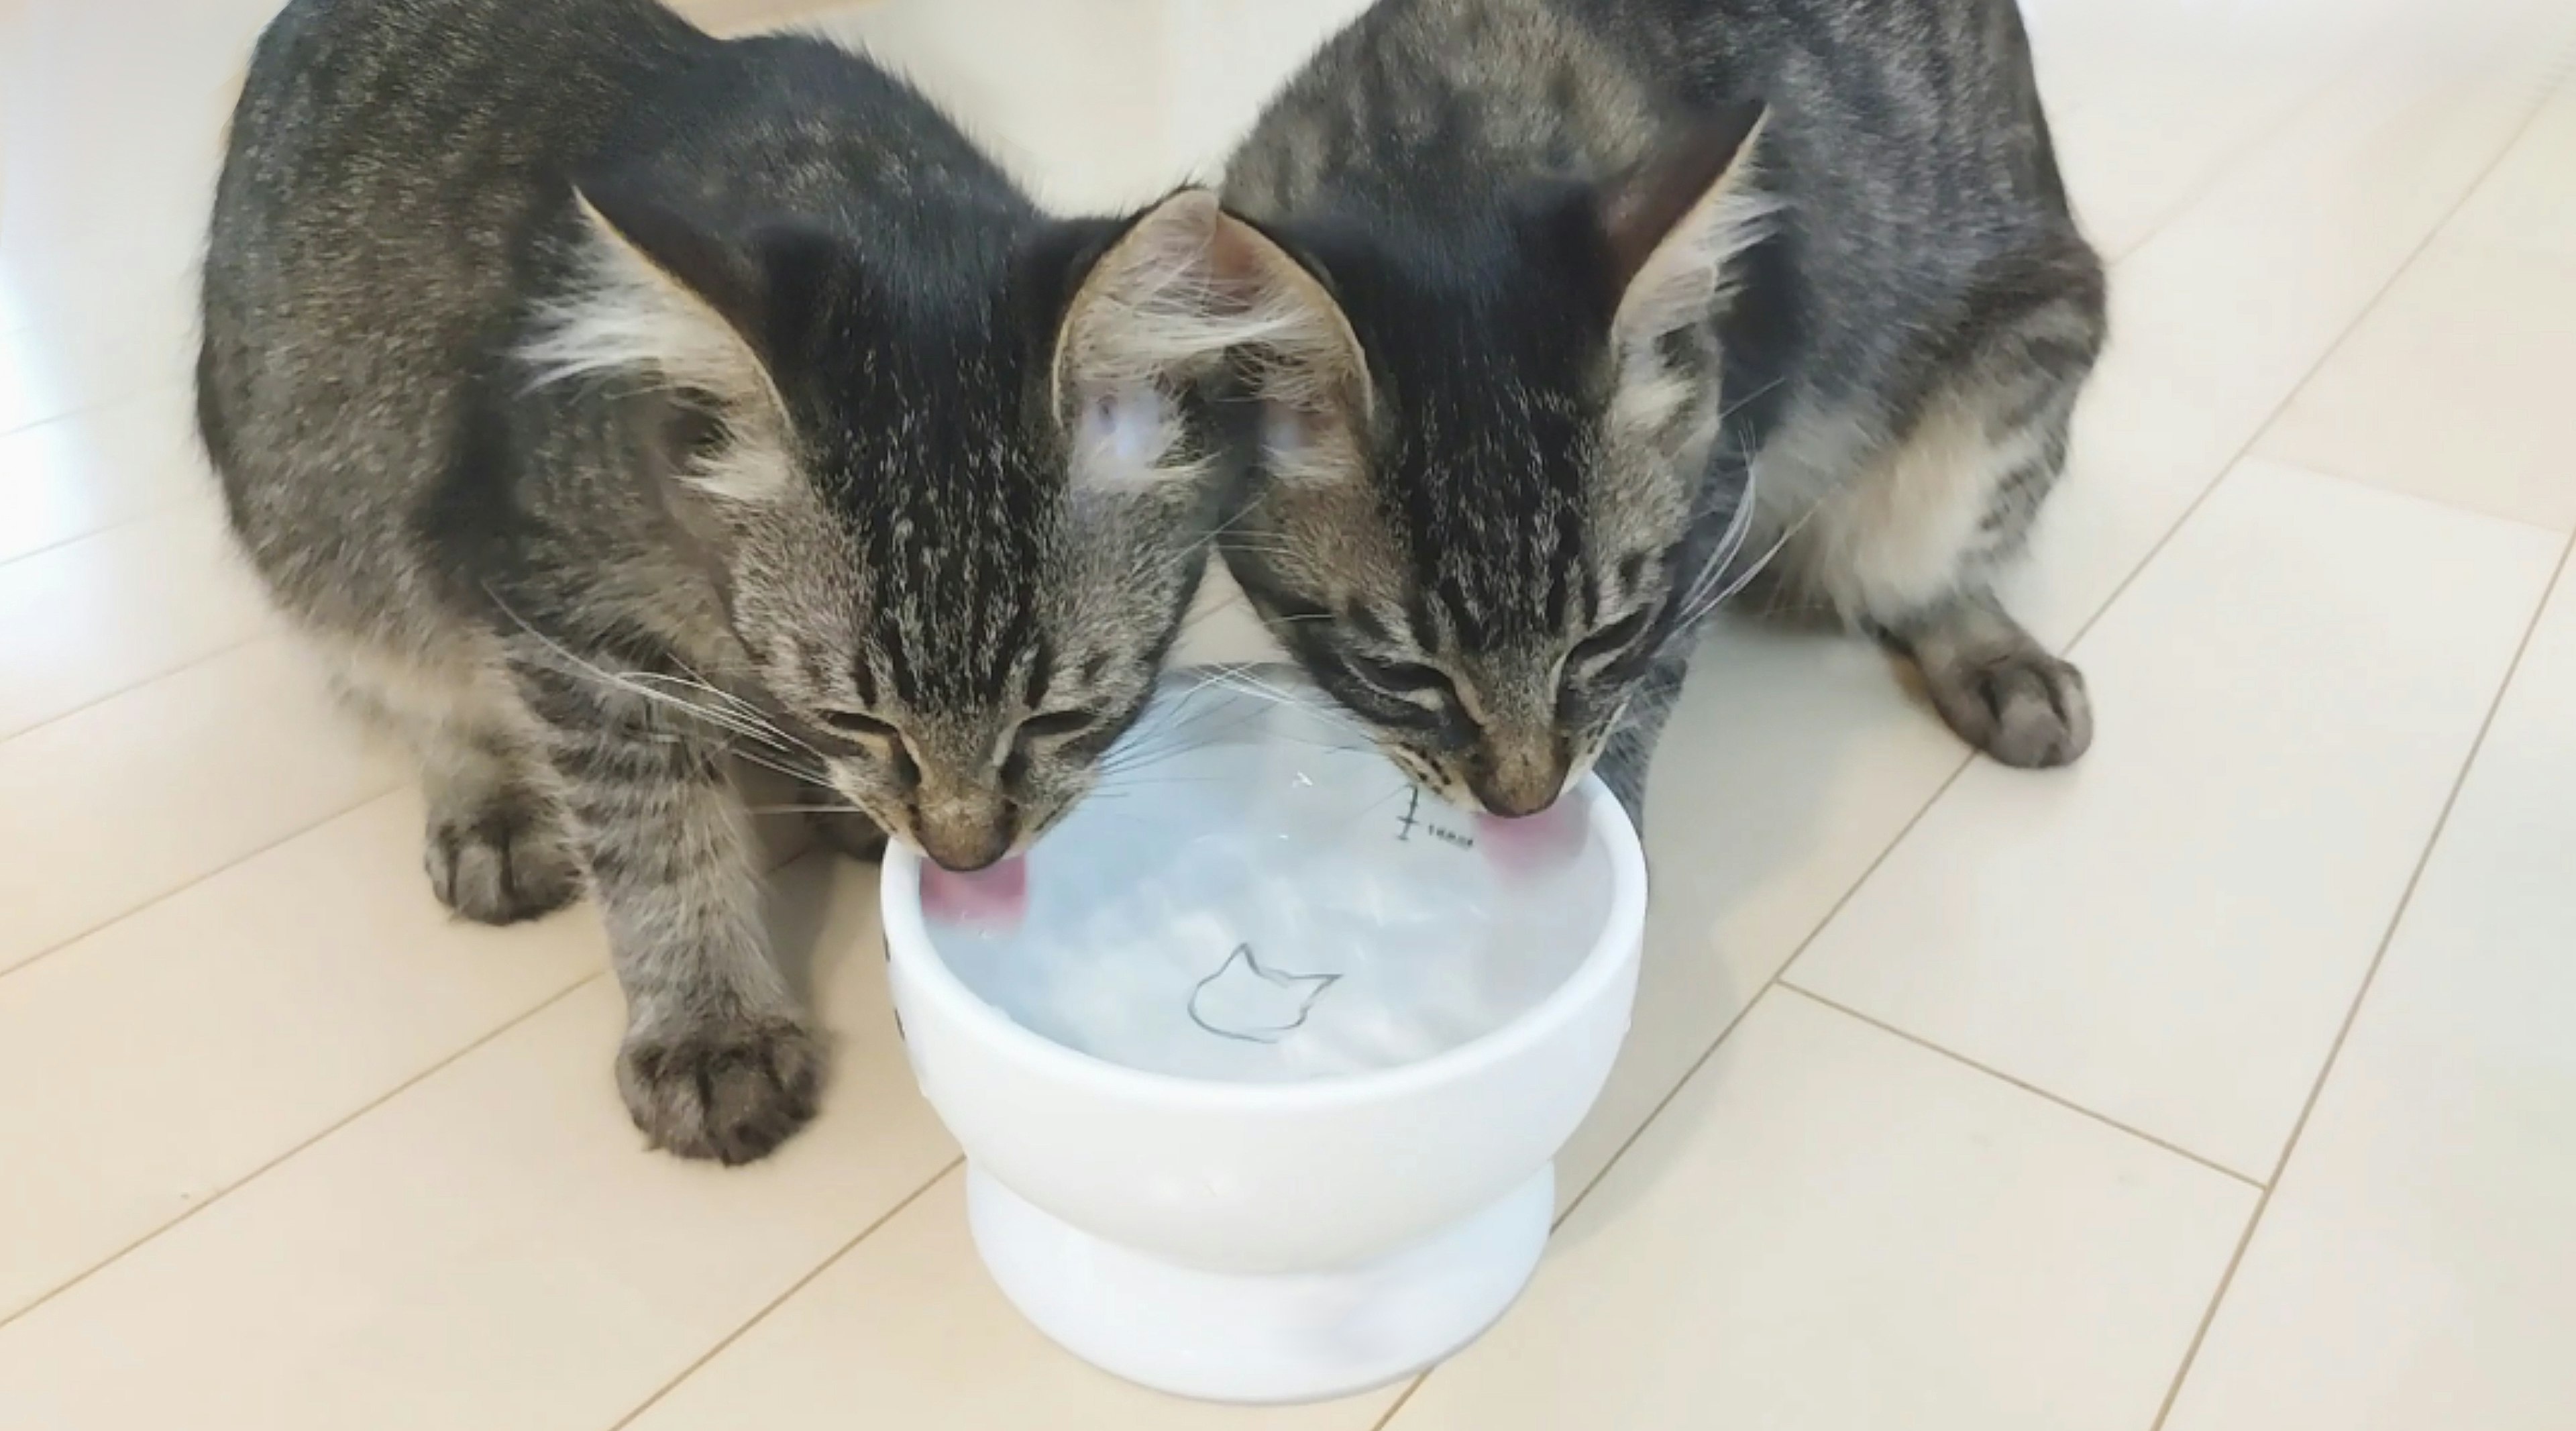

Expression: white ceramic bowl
xmin=880 ymin=676 xmax=1648 ymax=1404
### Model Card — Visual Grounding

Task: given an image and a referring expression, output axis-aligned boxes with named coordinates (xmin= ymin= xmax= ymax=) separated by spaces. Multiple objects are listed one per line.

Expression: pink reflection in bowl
xmin=1477 ymin=802 xmax=1587 ymax=878
xmin=921 ymin=855 xmax=1030 ymax=931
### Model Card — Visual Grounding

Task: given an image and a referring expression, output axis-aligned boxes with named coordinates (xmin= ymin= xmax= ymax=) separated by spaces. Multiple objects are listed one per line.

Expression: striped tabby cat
xmin=1210 ymin=0 xmax=2105 ymax=817
xmin=199 ymin=0 xmax=1274 ymax=1161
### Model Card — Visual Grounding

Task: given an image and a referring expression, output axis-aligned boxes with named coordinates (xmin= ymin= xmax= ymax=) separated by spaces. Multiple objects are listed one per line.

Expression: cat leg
xmin=1879 ymin=585 xmax=2090 ymax=767
xmin=518 ymin=659 xmax=822 ymax=1164
xmin=321 ymin=635 xmax=582 ymax=923
xmin=1772 ymin=250 xmax=2101 ymax=767
xmin=1772 ymin=395 xmax=2091 ymax=767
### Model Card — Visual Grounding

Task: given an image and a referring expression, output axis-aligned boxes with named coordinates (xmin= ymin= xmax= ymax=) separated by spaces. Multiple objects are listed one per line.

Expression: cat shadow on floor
xmin=757 ymin=847 xmax=848 ymax=1016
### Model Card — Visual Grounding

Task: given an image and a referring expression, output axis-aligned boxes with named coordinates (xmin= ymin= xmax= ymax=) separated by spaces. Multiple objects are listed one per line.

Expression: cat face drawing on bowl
xmin=1188 ymin=945 xmax=1342 ymax=1045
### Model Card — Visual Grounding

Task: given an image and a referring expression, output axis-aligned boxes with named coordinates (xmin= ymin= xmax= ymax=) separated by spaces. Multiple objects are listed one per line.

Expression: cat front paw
xmin=1925 ymin=648 xmax=2094 ymax=768
xmin=425 ymin=800 xmax=581 ymax=925
xmin=617 ymin=1014 xmax=824 ymax=1165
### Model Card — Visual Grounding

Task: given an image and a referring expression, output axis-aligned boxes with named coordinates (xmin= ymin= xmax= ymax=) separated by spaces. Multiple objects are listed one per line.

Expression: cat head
xmin=525 ymin=184 xmax=1281 ymax=870
xmin=1214 ymin=107 xmax=1769 ymax=815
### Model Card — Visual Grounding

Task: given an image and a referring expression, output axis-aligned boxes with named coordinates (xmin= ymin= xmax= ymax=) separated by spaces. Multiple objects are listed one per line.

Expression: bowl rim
xmin=878 ymin=770 xmax=1649 ymax=1111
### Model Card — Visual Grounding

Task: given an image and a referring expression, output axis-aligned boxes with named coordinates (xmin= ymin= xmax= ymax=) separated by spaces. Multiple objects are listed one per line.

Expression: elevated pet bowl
xmin=881 ymin=673 xmax=1648 ymax=1404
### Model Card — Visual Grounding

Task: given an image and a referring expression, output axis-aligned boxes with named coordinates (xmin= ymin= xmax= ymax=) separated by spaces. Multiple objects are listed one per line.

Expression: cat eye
xmin=815 ymin=708 xmax=898 ymax=741
xmin=1566 ymin=606 xmax=1648 ymax=670
xmin=1015 ymin=709 xmax=1099 ymax=741
xmin=1346 ymin=650 xmax=1456 ymax=699
xmin=1570 ymin=607 xmax=1652 ymax=668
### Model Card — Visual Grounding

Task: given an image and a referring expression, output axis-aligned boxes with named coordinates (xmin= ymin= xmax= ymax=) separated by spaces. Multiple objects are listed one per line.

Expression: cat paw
xmin=425 ymin=800 xmax=580 ymax=924
xmin=1924 ymin=648 xmax=2093 ymax=768
xmin=617 ymin=1014 xmax=824 ymax=1165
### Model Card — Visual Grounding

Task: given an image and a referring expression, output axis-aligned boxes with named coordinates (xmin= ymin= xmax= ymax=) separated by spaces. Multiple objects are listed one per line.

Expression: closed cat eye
xmin=1346 ymin=650 xmax=1455 ymax=699
xmin=816 ymin=708 xmax=898 ymax=740
xmin=1570 ymin=608 xmax=1652 ymax=667
xmin=1016 ymin=709 xmax=1099 ymax=741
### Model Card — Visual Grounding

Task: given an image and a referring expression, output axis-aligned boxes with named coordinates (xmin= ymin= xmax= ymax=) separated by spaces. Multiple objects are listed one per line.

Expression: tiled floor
xmin=3 ymin=0 xmax=2574 ymax=1426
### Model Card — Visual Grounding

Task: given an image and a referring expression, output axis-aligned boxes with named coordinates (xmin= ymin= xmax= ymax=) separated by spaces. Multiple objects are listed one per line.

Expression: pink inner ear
xmin=921 ymin=855 xmax=1030 ymax=930
xmin=1260 ymin=403 xmax=1311 ymax=456
xmin=1596 ymin=101 xmax=1768 ymax=297
xmin=1078 ymin=386 xmax=1170 ymax=470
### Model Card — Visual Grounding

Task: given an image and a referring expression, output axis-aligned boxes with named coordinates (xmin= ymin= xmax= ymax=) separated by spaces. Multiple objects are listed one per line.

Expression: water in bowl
xmin=922 ymin=674 xmax=1618 ymax=1084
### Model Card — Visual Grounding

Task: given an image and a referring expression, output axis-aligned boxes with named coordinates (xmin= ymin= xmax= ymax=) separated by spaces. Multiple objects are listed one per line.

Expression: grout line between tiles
xmin=2248 ymin=105 xmax=2570 ymax=467
xmin=2097 ymin=12 xmax=2397 ymax=267
xmin=1366 ymin=1367 xmax=1430 ymax=1431
xmin=0 ymin=774 xmax=404 ymax=986
xmin=1547 ymin=739 xmax=1978 ymax=1238
xmin=0 ymin=429 xmax=205 ymax=571
xmin=0 ymin=969 xmax=605 ymax=1332
xmin=1541 ymin=13 xmax=2568 ymax=1320
xmin=0 ymin=364 xmax=175 ymax=442
xmin=0 ymin=496 xmax=189 ymax=570
xmin=0 ymin=839 xmax=833 ymax=1328
xmin=2144 ymin=527 xmax=2574 ymax=1431
xmin=603 ymin=1154 xmax=968 ymax=1431
xmin=1775 ymin=983 xmax=2263 ymax=1187
xmin=0 ymin=623 xmax=270 ymax=747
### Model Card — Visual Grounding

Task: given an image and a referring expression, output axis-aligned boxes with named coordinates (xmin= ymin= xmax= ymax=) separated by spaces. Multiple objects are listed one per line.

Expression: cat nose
xmin=914 ymin=803 xmax=1015 ymax=871
xmin=1468 ymin=735 xmax=1569 ymax=818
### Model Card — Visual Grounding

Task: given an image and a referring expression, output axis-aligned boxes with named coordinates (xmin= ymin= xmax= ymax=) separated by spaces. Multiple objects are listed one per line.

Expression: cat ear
xmin=1052 ymin=189 xmax=1368 ymax=494
xmin=521 ymin=178 xmax=801 ymax=502
xmin=1598 ymin=103 xmax=1772 ymax=423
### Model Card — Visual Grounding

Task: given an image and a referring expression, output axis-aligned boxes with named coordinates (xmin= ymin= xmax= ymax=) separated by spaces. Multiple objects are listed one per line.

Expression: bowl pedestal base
xmin=965 ymin=1164 xmax=1554 ymax=1406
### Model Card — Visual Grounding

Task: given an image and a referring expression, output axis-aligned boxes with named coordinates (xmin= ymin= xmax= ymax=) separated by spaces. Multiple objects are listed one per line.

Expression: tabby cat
xmin=199 ymin=0 xmax=1281 ymax=1161
xmin=1210 ymin=0 xmax=2105 ymax=817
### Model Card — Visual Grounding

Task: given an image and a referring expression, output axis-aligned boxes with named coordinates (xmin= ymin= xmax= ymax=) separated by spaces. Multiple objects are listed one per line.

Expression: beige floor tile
xmin=0 ymin=0 xmax=255 ymax=357
xmin=2033 ymin=0 xmax=2394 ymax=260
xmin=1562 ymin=140 xmax=2472 ymax=1198
xmin=820 ymin=0 xmax=1369 ymax=211
xmin=0 ymin=501 xmax=273 ymax=738
xmin=825 ymin=0 xmax=1194 ymax=212
xmin=1390 ymin=991 xmax=2257 ymax=1431
xmin=0 ymin=301 xmax=186 ymax=437
xmin=0 ymin=379 xmax=203 ymax=563
xmin=1566 ymin=266 xmax=2358 ymax=1203
xmin=0 ymin=636 xmax=397 ymax=972
xmin=2009 ymin=0 xmax=2572 ymax=651
xmin=625 ymin=1165 xmax=1403 ymax=1431
xmin=2104 ymin=0 xmax=2575 ymax=438
xmin=0 ymin=792 xmax=600 ymax=1318
xmin=1792 ymin=461 xmax=2559 ymax=1177
xmin=1556 ymin=621 xmax=1972 ymax=1200
xmin=0 ymin=855 xmax=955 ymax=1431
xmin=679 ymin=0 xmax=857 ymax=34
xmin=2257 ymin=239 xmax=2576 ymax=529
xmin=2445 ymin=70 xmax=2576 ymax=260
xmin=2003 ymin=326 xmax=2259 ymax=650
xmin=2162 ymin=544 xmax=2576 ymax=1431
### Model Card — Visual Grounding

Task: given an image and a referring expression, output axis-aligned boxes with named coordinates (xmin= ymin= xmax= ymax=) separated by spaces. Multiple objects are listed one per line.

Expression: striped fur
xmin=1214 ymin=0 xmax=2107 ymax=817
xmin=199 ymin=0 xmax=1247 ymax=1163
